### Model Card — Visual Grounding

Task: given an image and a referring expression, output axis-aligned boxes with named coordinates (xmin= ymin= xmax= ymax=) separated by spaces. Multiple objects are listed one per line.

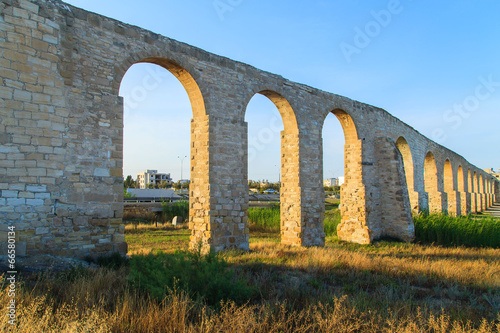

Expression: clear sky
xmin=63 ymin=0 xmax=500 ymax=182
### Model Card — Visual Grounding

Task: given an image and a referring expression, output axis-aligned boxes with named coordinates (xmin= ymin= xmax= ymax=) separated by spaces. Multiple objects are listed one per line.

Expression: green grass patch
xmin=248 ymin=204 xmax=280 ymax=232
xmin=324 ymin=208 xmax=341 ymax=237
xmin=126 ymin=228 xmax=191 ymax=253
xmin=128 ymin=250 xmax=256 ymax=306
xmin=414 ymin=213 xmax=500 ymax=248
xmin=249 ymin=204 xmax=342 ymax=237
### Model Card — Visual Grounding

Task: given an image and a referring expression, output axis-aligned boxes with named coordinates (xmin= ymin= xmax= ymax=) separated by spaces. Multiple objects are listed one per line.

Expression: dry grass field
xmin=2 ymin=210 xmax=500 ymax=332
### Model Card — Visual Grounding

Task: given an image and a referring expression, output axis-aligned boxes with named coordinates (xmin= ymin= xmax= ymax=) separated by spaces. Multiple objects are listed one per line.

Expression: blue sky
xmin=64 ymin=0 xmax=500 ymax=181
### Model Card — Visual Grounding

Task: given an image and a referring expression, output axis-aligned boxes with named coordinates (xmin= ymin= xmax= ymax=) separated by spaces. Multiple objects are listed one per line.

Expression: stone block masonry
xmin=0 ymin=0 xmax=498 ymax=262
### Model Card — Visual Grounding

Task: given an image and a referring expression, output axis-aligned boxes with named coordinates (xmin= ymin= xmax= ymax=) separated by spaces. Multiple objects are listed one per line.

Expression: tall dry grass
xmin=2 ymin=240 xmax=500 ymax=332
xmin=2 ymin=269 xmax=499 ymax=333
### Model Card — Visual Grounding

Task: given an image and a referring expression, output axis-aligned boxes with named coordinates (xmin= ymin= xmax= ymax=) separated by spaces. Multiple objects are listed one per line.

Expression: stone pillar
xmin=477 ymin=194 xmax=484 ymax=212
xmin=280 ymin=131 xmax=302 ymax=246
xmin=189 ymin=115 xmax=213 ymax=251
xmin=496 ymin=181 xmax=500 ymax=203
xmin=446 ymin=191 xmax=460 ymax=216
xmin=428 ymin=191 xmax=446 ymax=214
xmin=190 ymin=115 xmax=249 ymax=252
xmin=280 ymin=130 xmax=325 ymax=247
xmin=337 ymin=139 xmax=371 ymax=244
xmin=408 ymin=190 xmax=422 ymax=213
xmin=299 ymin=132 xmax=325 ymax=246
xmin=459 ymin=192 xmax=470 ymax=215
xmin=470 ymin=193 xmax=478 ymax=213
xmin=372 ymin=138 xmax=414 ymax=242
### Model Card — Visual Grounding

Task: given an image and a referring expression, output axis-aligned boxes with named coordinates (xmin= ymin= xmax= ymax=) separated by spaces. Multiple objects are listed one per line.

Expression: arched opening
xmin=395 ymin=137 xmax=418 ymax=211
xmin=424 ymin=152 xmax=441 ymax=213
xmin=245 ymin=93 xmax=284 ymax=245
xmin=323 ymin=109 xmax=370 ymax=243
xmin=443 ymin=160 xmax=454 ymax=193
xmin=118 ymin=58 xmax=206 ymax=254
xmin=444 ymin=159 xmax=457 ymax=215
xmin=322 ymin=113 xmax=346 ymax=240
xmin=244 ymin=90 xmax=300 ymax=246
xmin=457 ymin=166 xmax=465 ymax=192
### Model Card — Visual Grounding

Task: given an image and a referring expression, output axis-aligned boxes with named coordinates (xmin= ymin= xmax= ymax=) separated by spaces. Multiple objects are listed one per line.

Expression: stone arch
xmin=457 ymin=166 xmax=465 ymax=192
xmin=424 ymin=152 xmax=438 ymax=192
xmin=123 ymin=57 xmax=206 ymax=119
xmin=443 ymin=160 xmax=454 ymax=192
xmin=321 ymin=109 xmax=371 ymax=243
xmin=116 ymin=57 xmax=212 ymax=251
xmin=395 ymin=137 xmax=418 ymax=211
xmin=243 ymin=90 xmax=303 ymax=246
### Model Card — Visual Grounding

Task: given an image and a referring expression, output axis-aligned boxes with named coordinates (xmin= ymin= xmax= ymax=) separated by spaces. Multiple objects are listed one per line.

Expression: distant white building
xmin=323 ymin=178 xmax=336 ymax=187
xmin=324 ymin=177 xmax=345 ymax=187
xmin=137 ymin=169 xmax=173 ymax=189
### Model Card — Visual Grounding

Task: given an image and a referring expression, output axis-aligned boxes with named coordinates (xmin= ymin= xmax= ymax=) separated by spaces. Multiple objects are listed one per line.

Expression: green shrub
xmin=162 ymin=200 xmax=189 ymax=222
xmin=414 ymin=213 xmax=500 ymax=248
xmin=127 ymin=249 xmax=256 ymax=306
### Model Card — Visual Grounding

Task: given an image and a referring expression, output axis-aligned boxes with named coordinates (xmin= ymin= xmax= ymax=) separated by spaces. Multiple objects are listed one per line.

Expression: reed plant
xmin=414 ymin=213 xmax=500 ymax=248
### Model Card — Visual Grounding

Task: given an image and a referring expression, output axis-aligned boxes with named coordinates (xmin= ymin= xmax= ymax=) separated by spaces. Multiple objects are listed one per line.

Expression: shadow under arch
xmin=116 ymin=56 xmax=210 ymax=251
xmin=395 ymin=137 xmax=418 ymax=211
xmin=243 ymin=90 xmax=303 ymax=246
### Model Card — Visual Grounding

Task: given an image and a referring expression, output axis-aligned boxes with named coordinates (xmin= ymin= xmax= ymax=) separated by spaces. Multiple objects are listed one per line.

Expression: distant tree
xmin=124 ymin=175 xmax=136 ymax=189
xmin=249 ymin=180 xmax=261 ymax=190
xmin=173 ymin=181 xmax=182 ymax=191
xmin=159 ymin=181 xmax=171 ymax=189
xmin=333 ymin=185 xmax=341 ymax=195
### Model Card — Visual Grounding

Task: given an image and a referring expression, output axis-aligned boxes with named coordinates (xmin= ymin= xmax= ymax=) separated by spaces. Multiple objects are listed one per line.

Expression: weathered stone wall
xmin=0 ymin=0 xmax=498 ymax=260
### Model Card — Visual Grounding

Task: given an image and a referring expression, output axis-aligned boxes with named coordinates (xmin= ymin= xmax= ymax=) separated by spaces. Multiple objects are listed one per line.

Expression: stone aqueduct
xmin=0 ymin=0 xmax=498 ymax=258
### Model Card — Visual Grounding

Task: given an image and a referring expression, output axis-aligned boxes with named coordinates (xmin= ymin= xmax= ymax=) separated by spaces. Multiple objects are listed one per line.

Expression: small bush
xmin=414 ymin=213 xmax=500 ymax=248
xmin=127 ymin=249 xmax=256 ymax=306
xmin=162 ymin=200 xmax=189 ymax=222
